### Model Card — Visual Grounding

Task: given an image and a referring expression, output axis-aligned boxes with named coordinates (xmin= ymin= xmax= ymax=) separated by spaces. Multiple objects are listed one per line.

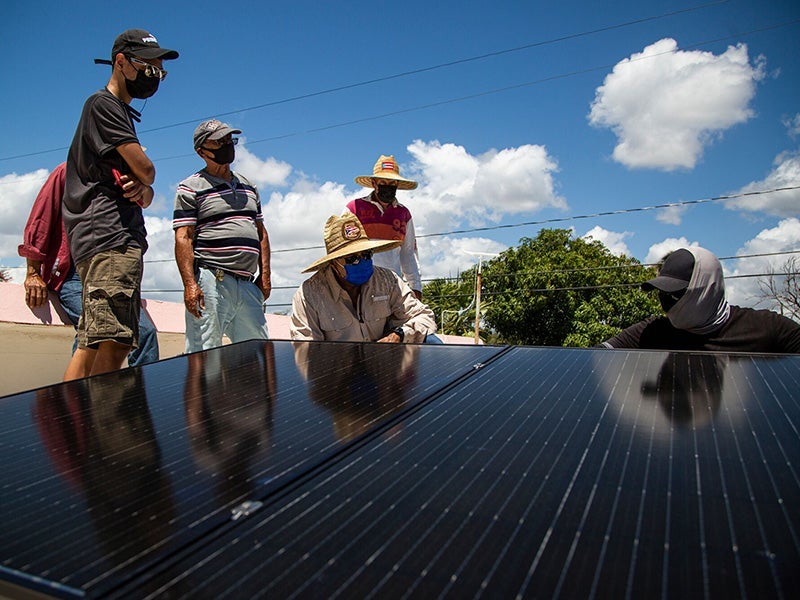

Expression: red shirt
xmin=17 ymin=163 xmax=72 ymax=292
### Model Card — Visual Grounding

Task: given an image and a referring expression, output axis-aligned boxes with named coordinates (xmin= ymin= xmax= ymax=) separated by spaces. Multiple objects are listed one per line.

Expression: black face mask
xmin=658 ymin=289 xmax=686 ymax=313
xmin=125 ymin=67 xmax=160 ymax=99
xmin=375 ymin=184 xmax=397 ymax=204
xmin=204 ymin=143 xmax=235 ymax=165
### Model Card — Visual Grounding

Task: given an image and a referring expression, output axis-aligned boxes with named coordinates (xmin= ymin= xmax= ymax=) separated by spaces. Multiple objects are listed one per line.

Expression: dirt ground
xmin=0 ymin=322 xmax=187 ymax=397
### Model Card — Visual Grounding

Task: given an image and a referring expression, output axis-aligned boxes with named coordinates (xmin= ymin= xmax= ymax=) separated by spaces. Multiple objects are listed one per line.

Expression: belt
xmin=197 ymin=263 xmax=254 ymax=283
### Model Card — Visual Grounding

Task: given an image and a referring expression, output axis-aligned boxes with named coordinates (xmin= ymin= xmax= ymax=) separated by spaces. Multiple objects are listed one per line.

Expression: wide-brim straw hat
xmin=354 ymin=155 xmax=418 ymax=190
xmin=302 ymin=214 xmax=401 ymax=273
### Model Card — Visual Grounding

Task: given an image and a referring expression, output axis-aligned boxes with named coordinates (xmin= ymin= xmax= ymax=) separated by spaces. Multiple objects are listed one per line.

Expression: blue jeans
xmin=185 ymin=267 xmax=269 ymax=353
xmin=58 ymin=268 xmax=160 ymax=366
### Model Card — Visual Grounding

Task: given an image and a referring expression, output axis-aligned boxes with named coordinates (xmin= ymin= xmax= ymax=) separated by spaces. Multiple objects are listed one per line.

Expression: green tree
xmin=466 ymin=229 xmax=660 ymax=346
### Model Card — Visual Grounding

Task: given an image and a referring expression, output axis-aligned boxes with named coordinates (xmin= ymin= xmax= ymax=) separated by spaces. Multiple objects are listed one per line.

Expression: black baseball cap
xmin=110 ymin=29 xmax=179 ymax=61
xmin=642 ymin=248 xmax=695 ymax=292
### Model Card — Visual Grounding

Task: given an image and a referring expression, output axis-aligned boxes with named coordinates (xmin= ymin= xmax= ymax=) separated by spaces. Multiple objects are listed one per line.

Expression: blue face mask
xmin=344 ymin=258 xmax=374 ymax=286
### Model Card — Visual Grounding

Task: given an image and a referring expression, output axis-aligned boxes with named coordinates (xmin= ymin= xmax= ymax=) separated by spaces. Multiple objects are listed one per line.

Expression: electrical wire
xmin=6 ymin=5 xmax=797 ymax=164
xmin=132 ymin=185 xmax=800 ymax=257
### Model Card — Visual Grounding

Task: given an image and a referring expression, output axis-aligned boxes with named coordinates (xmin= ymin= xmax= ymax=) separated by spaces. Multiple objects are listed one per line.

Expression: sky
xmin=1 ymin=0 xmax=799 ymax=314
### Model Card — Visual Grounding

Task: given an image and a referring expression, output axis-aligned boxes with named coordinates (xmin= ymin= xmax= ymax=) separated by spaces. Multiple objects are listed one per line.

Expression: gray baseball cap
xmin=193 ymin=119 xmax=242 ymax=148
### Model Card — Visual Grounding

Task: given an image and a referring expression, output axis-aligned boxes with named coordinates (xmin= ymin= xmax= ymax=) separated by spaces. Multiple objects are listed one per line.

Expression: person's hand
xmin=24 ymin=271 xmax=48 ymax=308
xmin=184 ymin=281 xmax=205 ymax=318
xmin=377 ymin=331 xmax=403 ymax=343
xmin=118 ymin=174 xmax=153 ymax=208
xmin=258 ymin=272 xmax=272 ymax=300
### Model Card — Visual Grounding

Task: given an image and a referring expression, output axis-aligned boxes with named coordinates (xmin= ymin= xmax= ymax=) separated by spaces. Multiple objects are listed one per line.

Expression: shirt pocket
xmin=318 ymin=309 xmax=358 ymax=340
xmin=362 ymin=294 xmax=393 ymax=326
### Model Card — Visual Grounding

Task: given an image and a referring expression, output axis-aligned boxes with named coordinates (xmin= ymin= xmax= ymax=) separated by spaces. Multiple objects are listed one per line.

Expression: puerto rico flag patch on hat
xmin=343 ymin=222 xmax=361 ymax=239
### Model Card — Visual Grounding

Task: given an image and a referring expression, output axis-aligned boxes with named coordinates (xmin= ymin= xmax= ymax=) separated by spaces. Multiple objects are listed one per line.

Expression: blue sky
xmin=1 ymin=0 xmax=799 ymax=313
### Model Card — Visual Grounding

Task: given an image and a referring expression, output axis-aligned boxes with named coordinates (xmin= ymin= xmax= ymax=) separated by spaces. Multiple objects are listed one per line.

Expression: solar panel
xmin=1 ymin=342 xmax=798 ymax=598
xmin=0 ymin=340 xmax=504 ymax=597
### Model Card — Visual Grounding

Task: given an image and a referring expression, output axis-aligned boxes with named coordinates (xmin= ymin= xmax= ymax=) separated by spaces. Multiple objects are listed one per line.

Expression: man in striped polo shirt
xmin=173 ymin=120 xmax=272 ymax=352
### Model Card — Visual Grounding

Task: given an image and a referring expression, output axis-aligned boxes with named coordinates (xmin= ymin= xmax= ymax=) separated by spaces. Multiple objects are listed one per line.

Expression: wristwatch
xmin=390 ymin=326 xmax=405 ymax=342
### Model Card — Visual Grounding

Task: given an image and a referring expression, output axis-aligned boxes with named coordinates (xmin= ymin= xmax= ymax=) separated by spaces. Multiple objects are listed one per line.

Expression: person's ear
xmin=114 ymin=53 xmax=127 ymax=70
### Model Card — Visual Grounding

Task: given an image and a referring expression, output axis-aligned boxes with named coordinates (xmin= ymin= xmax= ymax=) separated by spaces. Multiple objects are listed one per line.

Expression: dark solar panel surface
xmin=1 ymin=342 xmax=799 ymax=599
xmin=0 ymin=340 xmax=504 ymax=598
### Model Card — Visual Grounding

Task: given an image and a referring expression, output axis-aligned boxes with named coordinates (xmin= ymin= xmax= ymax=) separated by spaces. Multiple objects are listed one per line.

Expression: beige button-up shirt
xmin=290 ymin=266 xmax=436 ymax=342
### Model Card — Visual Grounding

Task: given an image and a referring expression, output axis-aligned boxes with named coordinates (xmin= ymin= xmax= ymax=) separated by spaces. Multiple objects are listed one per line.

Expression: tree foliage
xmin=424 ymin=229 xmax=662 ymax=346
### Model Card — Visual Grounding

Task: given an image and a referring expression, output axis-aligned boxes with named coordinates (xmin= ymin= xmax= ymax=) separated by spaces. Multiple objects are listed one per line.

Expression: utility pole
xmin=474 ymin=257 xmax=483 ymax=344
xmin=463 ymin=250 xmax=499 ymax=344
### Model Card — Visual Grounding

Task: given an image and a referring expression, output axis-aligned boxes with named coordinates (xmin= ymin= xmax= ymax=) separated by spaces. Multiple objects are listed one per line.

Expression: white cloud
xmin=588 ymin=39 xmax=765 ymax=170
xmin=405 ymin=140 xmax=567 ymax=234
xmin=645 ymin=237 xmax=700 ymax=265
xmin=656 ymin=203 xmax=688 ymax=225
xmin=581 ymin=226 xmax=632 ymax=256
xmin=726 ymin=151 xmax=800 ymax=217
xmin=234 ymin=143 xmax=292 ymax=188
xmin=0 ymin=140 xmax=565 ymax=313
xmin=0 ymin=169 xmax=49 ymax=260
xmin=784 ymin=113 xmax=800 ymax=138
xmin=423 ymin=236 xmax=508 ymax=281
xmin=725 ymin=218 xmax=800 ymax=307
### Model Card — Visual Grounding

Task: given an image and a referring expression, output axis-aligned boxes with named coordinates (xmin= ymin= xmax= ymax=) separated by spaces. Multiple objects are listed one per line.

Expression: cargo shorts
xmin=75 ymin=246 xmax=143 ymax=349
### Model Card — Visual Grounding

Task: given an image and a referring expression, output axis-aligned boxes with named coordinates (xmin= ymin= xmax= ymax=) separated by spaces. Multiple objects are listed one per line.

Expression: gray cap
xmin=193 ymin=119 xmax=242 ymax=148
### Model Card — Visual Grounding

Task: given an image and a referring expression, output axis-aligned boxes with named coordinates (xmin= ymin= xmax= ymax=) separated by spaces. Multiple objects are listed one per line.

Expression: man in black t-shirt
xmin=62 ymin=29 xmax=178 ymax=380
xmin=601 ymin=246 xmax=800 ymax=353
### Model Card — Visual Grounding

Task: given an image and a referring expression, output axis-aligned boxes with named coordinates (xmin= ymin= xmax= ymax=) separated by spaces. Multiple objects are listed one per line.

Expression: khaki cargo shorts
xmin=75 ymin=246 xmax=142 ymax=349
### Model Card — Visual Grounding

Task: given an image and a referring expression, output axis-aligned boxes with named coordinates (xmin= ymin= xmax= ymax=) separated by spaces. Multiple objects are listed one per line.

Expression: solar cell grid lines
xmin=0 ymin=341 xmax=798 ymax=598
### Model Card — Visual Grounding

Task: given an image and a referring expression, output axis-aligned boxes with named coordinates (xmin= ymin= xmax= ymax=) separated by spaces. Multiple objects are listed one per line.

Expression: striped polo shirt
xmin=173 ymin=170 xmax=263 ymax=277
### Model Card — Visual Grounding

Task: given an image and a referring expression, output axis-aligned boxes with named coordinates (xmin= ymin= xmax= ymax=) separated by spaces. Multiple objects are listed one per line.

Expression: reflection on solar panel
xmin=1 ymin=341 xmax=798 ymax=598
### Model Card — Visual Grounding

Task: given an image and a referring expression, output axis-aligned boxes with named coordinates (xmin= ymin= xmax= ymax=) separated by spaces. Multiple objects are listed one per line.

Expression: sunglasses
xmin=344 ymin=250 xmax=373 ymax=265
xmin=201 ymin=137 xmax=239 ymax=150
xmin=128 ymin=56 xmax=168 ymax=80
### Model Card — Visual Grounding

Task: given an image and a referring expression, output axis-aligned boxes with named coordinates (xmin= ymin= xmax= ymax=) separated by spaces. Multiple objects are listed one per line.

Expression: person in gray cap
xmin=173 ymin=120 xmax=272 ymax=352
xmin=600 ymin=246 xmax=800 ymax=352
xmin=62 ymin=29 xmax=178 ymax=380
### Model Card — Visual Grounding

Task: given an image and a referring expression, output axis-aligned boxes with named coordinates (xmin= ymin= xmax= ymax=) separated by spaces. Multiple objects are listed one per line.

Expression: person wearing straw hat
xmin=290 ymin=214 xmax=437 ymax=343
xmin=346 ymin=155 xmax=423 ymax=300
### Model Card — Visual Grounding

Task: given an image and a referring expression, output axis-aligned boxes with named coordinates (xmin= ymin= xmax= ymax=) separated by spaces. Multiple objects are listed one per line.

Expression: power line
xmin=0 ymin=1 xmax=765 ymax=163
xmin=427 ymin=271 xmax=800 ymax=300
xmin=2 ymin=200 xmax=798 ymax=274
xmin=135 ymin=185 xmax=800 ymax=257
xmin=3 ymin=17 xmax=796 ymax=173
xmin=140 ymin=1 xmax=730 ymax=135
xmin=418 ymin=186 xmax=800 ymax=238
xmin=133 ymin=250 xmax=800 ymax=296
xmin=427 ymin=249 xmax=800 ymax=281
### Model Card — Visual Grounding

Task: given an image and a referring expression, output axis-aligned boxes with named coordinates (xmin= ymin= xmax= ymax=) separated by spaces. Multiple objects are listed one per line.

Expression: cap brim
xmin=641 ymin=275 xmax=690 ymax=293
xmin=208 ymin=127 xmax=242 ymax=140
xmin=302 ymin=239 xmax=401 ymax=273
xmin=134 ymin=48 xmax=180 ymax=60
xmin=354 ymin=175 xmax=417 ymax=190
